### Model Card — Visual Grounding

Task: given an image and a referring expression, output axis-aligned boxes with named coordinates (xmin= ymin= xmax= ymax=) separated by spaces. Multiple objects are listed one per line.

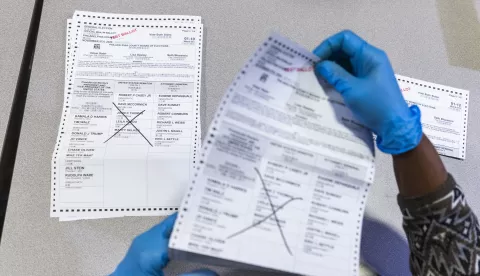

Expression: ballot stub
xmin=169 ymin=33 xmax=376 ymax=276
xmin=51 ymin=11 xmax=203 ymax=220
xmin=397 ymin=75 xmax=469 ymax=160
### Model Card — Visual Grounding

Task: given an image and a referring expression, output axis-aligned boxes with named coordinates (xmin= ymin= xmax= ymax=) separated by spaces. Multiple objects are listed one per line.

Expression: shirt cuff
xmin=397 ymin=173 xmax=456 ymax=211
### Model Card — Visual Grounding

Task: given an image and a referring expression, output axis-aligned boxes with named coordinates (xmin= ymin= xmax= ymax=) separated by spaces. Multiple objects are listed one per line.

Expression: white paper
xmin=52 ymin=13 xmax=203 ymax=219
xmin=72 ymin=10 xmax=201 ymax=24
xmin=169 ymin=33 xmax=375 ymax=276
xmin=60 ymin=20 xmax=123 ymax=221
xmin=397 ymin=75 xmax=469 ymax=159
xmin=62 ymin=16 xmax=203 ymax=220
xmin=68 ymin=12 xmax=203 ymax=148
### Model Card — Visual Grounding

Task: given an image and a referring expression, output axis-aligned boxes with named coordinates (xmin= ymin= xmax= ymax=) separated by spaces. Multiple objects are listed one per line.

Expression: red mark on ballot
xmin=401 ymin=87 xmax=410 ymax=92
xmin=111 ymin=28 xmax=137 ymax=39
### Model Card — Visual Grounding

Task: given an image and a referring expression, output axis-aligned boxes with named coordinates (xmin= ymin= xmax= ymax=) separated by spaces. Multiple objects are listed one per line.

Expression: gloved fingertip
xmin=410 ymin=104 xmax=421 ymax=115
xmin=315 ymin=61 xmax=332 ymax=78
xmin=179 ymin=268 xmax=219 ymax=276
xmin=315 ymin=60 xmax=356 ymax=94
xmin=161 ymin=212 xmax=178 ymax=238
xmin=312 ymin=46 xmax=322 ymax=57
xmin=312 ymin=42 xmax=334 ymax=60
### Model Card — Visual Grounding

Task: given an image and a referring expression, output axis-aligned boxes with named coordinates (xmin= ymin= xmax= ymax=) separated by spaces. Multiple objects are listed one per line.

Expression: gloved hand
xmin=111 ymin=213 xmax=218 ymax=276
xmin=313 ymin=30 xmax=422 ymax=154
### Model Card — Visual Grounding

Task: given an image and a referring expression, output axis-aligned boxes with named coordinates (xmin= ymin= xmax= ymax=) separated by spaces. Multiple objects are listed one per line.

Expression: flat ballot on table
xmin=51 ymin=11 xmax=203 ymax=221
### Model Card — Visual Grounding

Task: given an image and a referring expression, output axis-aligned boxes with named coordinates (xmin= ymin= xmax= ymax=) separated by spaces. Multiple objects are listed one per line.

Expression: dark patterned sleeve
xmin=397 ymin=174 xmax=480 ymax=276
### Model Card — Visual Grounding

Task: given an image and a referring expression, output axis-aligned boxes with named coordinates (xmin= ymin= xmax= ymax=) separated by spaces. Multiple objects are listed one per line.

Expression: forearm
xmin=394 ymin=134 xmax=480 ymax=275
xmin=393 ymin=134 xmax=447 ymax=197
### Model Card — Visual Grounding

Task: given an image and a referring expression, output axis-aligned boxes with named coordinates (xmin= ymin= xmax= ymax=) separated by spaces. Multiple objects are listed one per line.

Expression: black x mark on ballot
xmin=104 ymin=102 xmax=153 ymax=147
xmin=227 ymin=167 xmax=303 ymax=256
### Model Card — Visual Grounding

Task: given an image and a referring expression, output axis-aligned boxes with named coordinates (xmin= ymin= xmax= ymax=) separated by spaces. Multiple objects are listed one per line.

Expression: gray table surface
xmin=1 ymin=0 xmax=479 ymax=275
xmin=0 ymin=0 xmax=36 ymax=152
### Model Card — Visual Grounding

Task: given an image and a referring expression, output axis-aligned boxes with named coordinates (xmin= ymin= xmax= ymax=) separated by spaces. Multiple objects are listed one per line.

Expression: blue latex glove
xmin=112 ymin=213 xmax=218 ymax=276
xmin=313 ymin=30 xmax=422 ymax=154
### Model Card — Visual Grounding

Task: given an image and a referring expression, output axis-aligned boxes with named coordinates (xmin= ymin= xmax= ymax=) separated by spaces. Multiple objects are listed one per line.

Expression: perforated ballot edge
xmin=73 ymin=10 xmax=201 ymax=24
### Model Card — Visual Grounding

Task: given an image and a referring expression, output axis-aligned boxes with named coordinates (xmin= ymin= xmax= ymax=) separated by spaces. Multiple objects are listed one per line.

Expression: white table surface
xmin=1 ymin=0 xmax=479 ymax=275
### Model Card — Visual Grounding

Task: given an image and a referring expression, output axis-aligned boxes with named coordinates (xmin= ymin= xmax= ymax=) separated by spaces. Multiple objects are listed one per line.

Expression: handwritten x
xmin=227 ymin=168 xmax=302 ymax=256
xmin=104 ymin=102 xmax=153 ymax=147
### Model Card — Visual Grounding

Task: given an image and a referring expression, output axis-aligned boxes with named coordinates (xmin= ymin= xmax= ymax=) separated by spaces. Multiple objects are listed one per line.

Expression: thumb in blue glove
xmin=111 ymin=213 xmax=218 ymax=276
xmin=111 ymin=213 xmax=177 ymax=276
xmin=313 ymin=30 xmax=422 ymax=154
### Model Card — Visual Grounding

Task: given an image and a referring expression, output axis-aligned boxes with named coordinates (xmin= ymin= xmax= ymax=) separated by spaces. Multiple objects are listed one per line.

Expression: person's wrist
xmin=376 ymin=105 xmax=423 ymax=155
